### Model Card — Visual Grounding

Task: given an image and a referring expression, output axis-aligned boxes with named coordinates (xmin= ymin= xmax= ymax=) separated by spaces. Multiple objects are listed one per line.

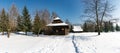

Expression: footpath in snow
xmin=0 ymin=32 xmax=120 ymax=53
xmin=72 ymin=32 xmax=120 ymax=53
xmin=0 ymin=33 xmax=75 ymax=53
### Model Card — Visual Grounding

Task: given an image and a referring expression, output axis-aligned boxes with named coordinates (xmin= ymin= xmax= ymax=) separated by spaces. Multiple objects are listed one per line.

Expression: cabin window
xmin=62 ymin=28 xmax=64 ymax=30
xmin=56 ymin=30 xmax=58 ymax=32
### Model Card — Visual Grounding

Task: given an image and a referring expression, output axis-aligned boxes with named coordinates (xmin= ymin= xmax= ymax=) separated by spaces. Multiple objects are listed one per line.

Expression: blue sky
xmin=0 ymin=0 xmax=119 ymax=24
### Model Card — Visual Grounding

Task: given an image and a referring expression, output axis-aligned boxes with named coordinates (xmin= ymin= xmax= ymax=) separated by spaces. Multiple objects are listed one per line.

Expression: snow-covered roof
xmin=53 ymin=17 xmax=60 ymax=20
xmin=73 ymin=26 xmax=83 ymax=31
xmin=46 ymin=23 xmax=68 ymax=26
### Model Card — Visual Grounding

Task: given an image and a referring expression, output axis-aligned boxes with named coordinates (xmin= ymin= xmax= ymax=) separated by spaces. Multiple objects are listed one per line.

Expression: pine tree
xmin=116 ymin=24 xmax=120 ymax=31
xmin=103 ymin=21 xmax=114 ymax=32
xmin=83 ymin=22 xmax=87 ymax=32
xmin=109 ymin=22 xmax=114 ymax=32
xmin=104 ymin=22 xmax=109 ymax=32
xmin=6 ymin=13 xmax=11 ymax=38
xmin=0 ymin=9 xmax=10 ymax=38
xmin=33 ymin=12 xmax=41 ymax=36
xmin=0 ymin=8 xmax=8 ymax=35
xmin=111 ymin=24 xmax=114 ymax=32
xmin=22 ymin=6 xmax=32 ymax=35
xmin=16 ymin=15 xmax=23 ymax=31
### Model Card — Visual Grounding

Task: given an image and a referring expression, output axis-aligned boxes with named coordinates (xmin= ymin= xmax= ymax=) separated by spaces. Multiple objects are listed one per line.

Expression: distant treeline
xmin=82 ymin=20 xmax=120 ymax=32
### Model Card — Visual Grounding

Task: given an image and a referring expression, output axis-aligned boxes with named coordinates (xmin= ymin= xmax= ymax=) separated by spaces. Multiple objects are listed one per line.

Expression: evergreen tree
xmin=103 ymin=21 xmax=114 ymax=32
xmin=0 ymin=9 xmax=8 ymax=35
xmin=16 ymin=15 xmax=23 ymax=31
xmin=0 ymin=9 xmax=10 ymax=38
xmin=104 ymin=22 xmax=109 ymax=32
xmin=33 ymin=12 xmax=41 ymax=36
xmin=83 ymin=20 xmax=96 ymax=32
xmin=22 ymin=6 xmax=32 ymax=35
xmin=111 ymin=24 xmax=114 ymax=32
xmin=6 ymin=13 xmax=11 ymax=38
xmin=116 ymin=24 xmax=120 ymax=31
xmin=109 ymin=22 xmax=114 ymax=32
xmin=83 ymin=22 xmax=87 ymax=32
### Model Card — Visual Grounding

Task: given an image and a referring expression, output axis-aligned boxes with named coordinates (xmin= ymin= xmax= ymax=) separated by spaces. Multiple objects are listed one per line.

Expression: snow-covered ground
xmin=73 ymin=32 xmax=120 ymax=53
xmin=0 ymin=32 xmax=120 ymax=53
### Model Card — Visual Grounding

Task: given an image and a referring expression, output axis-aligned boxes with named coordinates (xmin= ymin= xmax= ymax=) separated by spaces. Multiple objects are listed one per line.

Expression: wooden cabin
xmin=46 ymin=17 xmax=69 ymax=35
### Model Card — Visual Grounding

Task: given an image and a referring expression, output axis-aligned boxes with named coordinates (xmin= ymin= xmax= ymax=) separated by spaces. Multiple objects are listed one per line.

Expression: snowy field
xmin=0 ymin=32 xmax=120 ymax=53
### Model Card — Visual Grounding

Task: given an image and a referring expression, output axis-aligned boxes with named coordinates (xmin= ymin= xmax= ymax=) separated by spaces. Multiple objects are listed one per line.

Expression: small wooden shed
xmin=73 ymin=25 xmax=83 ymax=33
xmin=46 ymin=17 xmax=69 ymax=35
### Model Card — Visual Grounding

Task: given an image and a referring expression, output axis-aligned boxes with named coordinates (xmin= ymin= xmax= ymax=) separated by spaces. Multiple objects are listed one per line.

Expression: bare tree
xmin=83 ymin=0 xmax=114 ymax=35
xmin=52 ymin=12 xmax=58 ymax=18
xmin=41 ymin=9 xmax=51 ymax=24
xmin=38 ymin=9 xmax=51 ymax=30
xmin=9 ymin=4 xmax=19 ymax=32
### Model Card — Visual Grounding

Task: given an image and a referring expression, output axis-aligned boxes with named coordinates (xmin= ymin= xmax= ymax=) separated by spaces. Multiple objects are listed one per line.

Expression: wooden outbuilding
xmin=46 ymin=17 xmax=69 ymax=35
xmin=73 ymin=25 xmax=83 ymax=33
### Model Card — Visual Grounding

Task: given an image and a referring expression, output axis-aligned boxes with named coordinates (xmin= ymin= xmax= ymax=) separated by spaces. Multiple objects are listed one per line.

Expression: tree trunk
xmin=37 ymin=34 xmax=39 ymax=37
xmin=7 ymin=29 xmax=10 ymax=38
xmin=7 ymin=32 xmax=10 ymax=38
xmin=95 ymin=0 xmax=101 ymax=35
xmin=98 ymin=30 xmax=100 ymax=35
xmin=37 ymin=29 xmax=40 ymax=37
xmin=98 ymin=25 xmax=100 ymax=35
xmin=25 ymin=31 xmax=27 ymax=35
xmin=2 ymin=31 xmax=4 ymax=35
xmin=37 ymin=32 xmax=39 ymax=37
xmin=2 ymin=28 xmax=4 ymax=35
